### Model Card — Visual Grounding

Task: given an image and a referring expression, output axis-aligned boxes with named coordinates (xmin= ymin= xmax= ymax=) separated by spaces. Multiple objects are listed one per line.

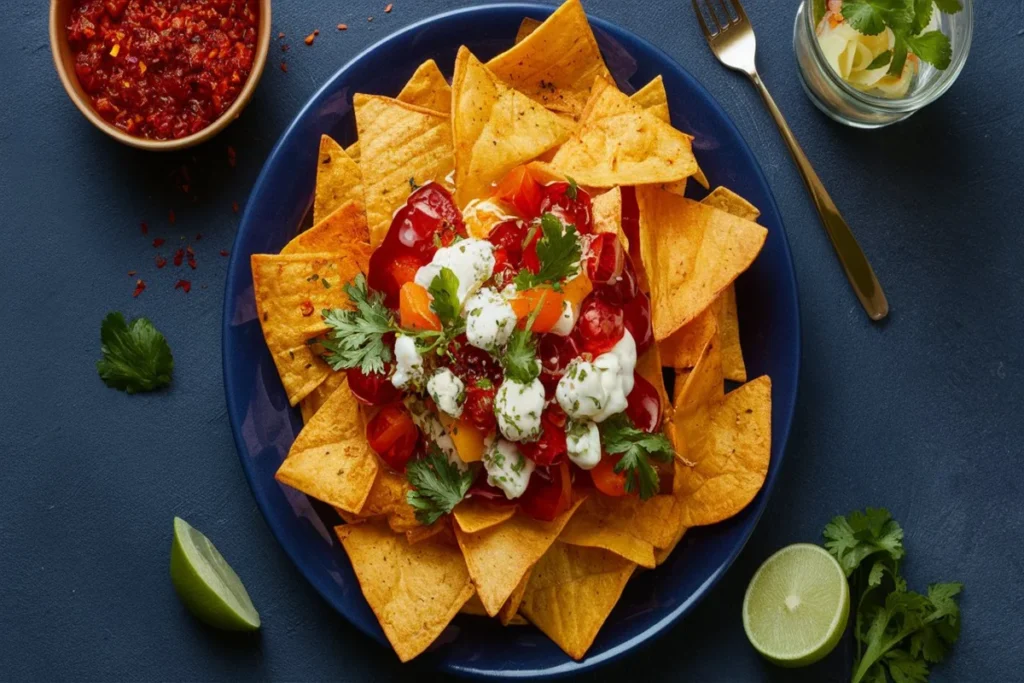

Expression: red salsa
xmin=66 ymin=0 xmax=260 ymax=140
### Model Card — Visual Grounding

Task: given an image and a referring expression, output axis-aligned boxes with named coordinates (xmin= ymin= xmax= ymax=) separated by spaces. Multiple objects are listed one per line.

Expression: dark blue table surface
xmin=2 ymin=2 xmax=1021 ymax=681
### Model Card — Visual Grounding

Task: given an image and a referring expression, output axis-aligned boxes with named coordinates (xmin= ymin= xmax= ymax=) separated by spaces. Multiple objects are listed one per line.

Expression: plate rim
xmin=222 ymin=3 xmax=802 ymax=678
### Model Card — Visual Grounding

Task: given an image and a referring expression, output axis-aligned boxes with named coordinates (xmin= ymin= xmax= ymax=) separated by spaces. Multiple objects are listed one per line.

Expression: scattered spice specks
xmin=368 ymin=16 xmax=373 ymax=22
xmin=227 ymin=146 xmax=237 ymax=167
xmin=128 ymin=270 xmax=137 ymax=277
xmin=280 ymin=61 xmax=288 ymax=72
xmin=281 ymin=43 xmax=290 ymax=52
xmin=174 ymin=248 xmax=185 ymax=267
xmin=156 ymin=256 xmax=167 ymax=268
xmin=168 ymin=209 xmax=176 ymax=224
xmin=152 ymin=238 xmax=165 ymax=247
xmin=175 ymin=279 xmax=192 ymax=293
xmin=385 ymin=3 xmax=393 ymax=13
xmin=337 ymin=23 xmax=348 ymax=30
xmin=133 ymin=280 xmax=146 ymax=298
xmin=140 ymin=221 xmax=148 ymax=234
xmin=304 ymin=30 xmax=318 ymax=45
xmin=232 ymin=201 xmax=240 ymax=213
xmin=277 ymin=31 xmax=285 ymax=39
xmin=220 ymin=250 xmax=230 ymax=257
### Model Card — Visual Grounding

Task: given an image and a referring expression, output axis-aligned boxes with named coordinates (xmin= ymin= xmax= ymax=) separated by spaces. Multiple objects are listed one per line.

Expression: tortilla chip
xmin=359 ymin=467 xmax=421 ymax=532
xmin=453 ymin=499 xmax=517 ymax=534
xmin=251 ymin=252 xmax=365 ymax=405
xmin=635 ymin=187 xmax=767 ymax=340
xmin=701 ymin=186 xmax=761 ymax=221
xmin=630 ymin=75 xmax=671 ymax=122
xmin=460 ymin=593 xmax=489 ymax=616
xmin=514 ymin=16 xmax=542 ymax=43
xmin=714 ymin=286 xmax=747 ymax=382
xmin=498 ymin=568 xmax=532 ymax=626
xmin=336 ymin=521 xmax=474 ymax=662
xmin=275 ymin=378 xmax=379 ymax=512
xmin=451 ymin=47 xmax=576 ymax=208
xmin=519 ymin=542 xmax=636 ymax=660
xmin=454 ymin=498 xmax=583 ymax=616
xmin=314 ymin=136 xmax=364 ymax=225
xmin=486 ymin=0 xmax=611 ymax=119
xmin=674 ymin=375 xmax=772 ymax=527
xmin=283 ymin=199 xmax=370 ymax=259
xmin=550 ymin=77 xmax=698 ymax=188
xmin=354 ymin=94 xmax=454 ymax=247
xmin=460 ymin=592 xmax=529 ymax=625
xmin=659 ymin=306 xmax=717 ymax=370
xmin=654 ymin=520 xmax=688 ymax=566
xmin=670 ymin=333 xmax=724 ymax=461
xmin=299 ymin=368 xmax=347 ymax=424
xmin=592 ymin=187 xmax=628 ymax=251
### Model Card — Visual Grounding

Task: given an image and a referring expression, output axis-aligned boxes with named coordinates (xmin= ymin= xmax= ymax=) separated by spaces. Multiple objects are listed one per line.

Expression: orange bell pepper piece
xmin=399 ymin=282 xmax=441 ymax=331
xmin=510 ymin=288 xmax=565 ymax=333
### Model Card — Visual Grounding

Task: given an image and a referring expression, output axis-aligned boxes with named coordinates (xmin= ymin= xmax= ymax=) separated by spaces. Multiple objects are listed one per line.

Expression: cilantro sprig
xmin=96 ymin=312 xmax=174 ymax=393
xmin=514 ymin=213 xmax=581 ymax=291
xmin=841 ymin=0 xmax=962 ymax=73
xmin=427 ymin=267 xmax=462 ymax=331
xmin=823 ymin=508 xmax=963 ymax=683
xmin=319 ymin=274 xmax=395 ymax=374
xmin=405 ymin=447 xmax=474 ymax=524
xmin=500 ymin=296 xmax=544 ymax=384
xmin=599 ymin=414 xmax=674 ymax=499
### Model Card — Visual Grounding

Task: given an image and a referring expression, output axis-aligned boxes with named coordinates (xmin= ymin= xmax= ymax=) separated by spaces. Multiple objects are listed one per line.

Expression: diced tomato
xmin=346 ymin=362 xmax=400 ymax=406
xmin=622 ymin=291 xmax=654 ymax=356
xmin=519 ymin=461 xmax=573 ymax=521
xmin=366 ymin=403 xmax=420 ymax=471
xmin=519 ymin=408 xmax=567 ymax=467
xmin=539 ymin=181 xmax=593 ymax=233
xmin=492 ymin=165 xmax=544 ymax=218
xmin=395 ymin=183 xmax=466 ymax=253
xmin=590 ymin=454 xmax=628 ymax=497
xmin=577 ymin=294 xmax=625 ymax=355
xmin=584 ymin=232 xmax=625 ymax=285
xmin=462 ymin=380 xmax=498 ymax=431
xmin=447 ymin=334 xmax=503 ymax=384
xmin=510 ymin=288 xmax=565 ymax=332
xmin=538 ymin=331 xmax=582 ymax=397
xmin=399 ymin=282 xmax=441 ymax=331
xmin=594 ymin=254 xmax=639 ymax=306
xmin=625 ymin=372 xmax=662 ymax=433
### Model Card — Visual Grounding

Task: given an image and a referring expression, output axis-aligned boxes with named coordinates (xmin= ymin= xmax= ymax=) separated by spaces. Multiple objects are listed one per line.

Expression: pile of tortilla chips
xmin=250 ymin=0 xmax=774 ymax=663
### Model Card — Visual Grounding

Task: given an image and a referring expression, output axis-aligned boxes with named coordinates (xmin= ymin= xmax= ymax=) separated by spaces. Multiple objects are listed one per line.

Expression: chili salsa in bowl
xmin=246 ymin=0 xmax=776 ymax=664
xmin=50 ymin=0 xmax=270 ymax=149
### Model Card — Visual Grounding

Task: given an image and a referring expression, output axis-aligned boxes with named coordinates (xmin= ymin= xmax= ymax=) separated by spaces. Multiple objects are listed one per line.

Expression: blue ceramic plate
xmin=223 ymin=3 xmax=800 ymax=678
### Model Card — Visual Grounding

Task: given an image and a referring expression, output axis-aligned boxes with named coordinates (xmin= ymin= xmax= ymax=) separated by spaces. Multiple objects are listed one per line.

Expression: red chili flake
xmin=140 ymin=221 xmax=149 ymax=234
xmin=227 ymin=146 xmax=237 ymax=168
xmin=300 ymin=300 xmax=315 ymax=317
xmin=337 ymin=23 xmax=348 ymax=30
xmin=385 ymin=4 xmax=393 ymax=13
xmin=281 ymin=43 xmax=290 ymax=52
xmin=132 ymin=279 xmax=146 ymax=298
xmin=173 ymin=248 xmax=185 ymax=267
xmin=220 ymin=249 xmax=230 ymax=257
xmin=232 ymin=201 xmax=240 ymax=213
xmin=188 ymin=254 xmax=197 ymax=270
xmin=128 ymin=270 xmax=137 ymax=276
xmin=152 ymin=237 xmax=165 ymax=247
xmin=304 ymin=32 xmax=317 ymax=46
xmin=277 ymin=32 xmax=285 ymax=40
xmin=280 ymin=61 xmax=288 ymax=73
xmin=156 ymin=256 xmax=167 ymax=268
xmin=174 ymin=279 xmax=192 ymax=293
xmin=367 ymin=16 xmax=374 ymax=21
xmin=186 ymin=245 xmax=195 ymax=256
xmin=168 ymin=210 xmax=176 ymax=224
xmin=195 ymin=233 xmax=203 ymax=241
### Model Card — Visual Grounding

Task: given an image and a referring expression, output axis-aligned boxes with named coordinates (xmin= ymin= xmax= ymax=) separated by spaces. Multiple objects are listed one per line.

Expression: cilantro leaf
xmin=96 ymin=312 xmax=174 ymax=393
xmin=319 ymin=274 xmax=396 ymax=374
xmin=904 ymin=30 xmax=952 ymax=69
xmin=823 ymin=507 xmax=904 ymax=576
xmin=599 ymin=413 xmax=674 ymax=500
xmin=889 ymin=35 xmax=910 ymax=75
xmin=866 ymin=50 xmax=893 ymax=70
xmin=565 ymin=175 xmax=579 ymax=201
xmin=843 ymin=0 xmax=915 ymax=35
xmin=501 ymin=326 xmax=540 ymax=384
xmin=911 ymin=0 xmax=933 ymax=34
xmin=514 ymin=214 xmax=581 ymax=290
xmin=932 ymin=0 xmax=962 ymax=13
xmin=428 ymin=267 xmax=461 ymax=329
xmin=405 ymin=447 xmax=474 ymax=525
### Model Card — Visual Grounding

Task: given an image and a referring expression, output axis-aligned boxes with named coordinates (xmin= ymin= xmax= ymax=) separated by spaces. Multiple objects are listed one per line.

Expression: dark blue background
xmin=2 ymin=1 xmax=1021 ymax=681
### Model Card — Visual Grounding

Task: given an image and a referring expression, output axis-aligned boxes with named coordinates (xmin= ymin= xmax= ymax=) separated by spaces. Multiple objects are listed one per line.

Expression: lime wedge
xmin=170 ymin=517 xmax=260 ymax=631
xmin=742 ymin=543 xmax=849 ymax=667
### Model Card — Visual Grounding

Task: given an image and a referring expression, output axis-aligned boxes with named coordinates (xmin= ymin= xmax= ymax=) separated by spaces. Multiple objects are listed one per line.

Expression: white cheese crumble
xmin=482 ymin=437 xmax=535 ymax=499
xmin=566 ymin=420 xmax=602 ymax=470
xmin=414 ymin=238 xmax=495 ymax=304
xmin=464 ymin=287 xmax=517 ymax=351
xmin=550 ymin=300 xmax=578 ymax=337
xmin=427 ymin=368 xmax=465 ymax=418
xmin=391 ymin=334 xmax=424 ymax=389
xmin=556 ymin=330 xmax=637 ymax=423
xmin=494 ymin=377 xmax=546 ymax=442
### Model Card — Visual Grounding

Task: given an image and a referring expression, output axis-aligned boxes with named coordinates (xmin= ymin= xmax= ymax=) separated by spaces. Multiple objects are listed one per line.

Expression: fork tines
xmin=692 ymin=0 xmax=748 ymax=37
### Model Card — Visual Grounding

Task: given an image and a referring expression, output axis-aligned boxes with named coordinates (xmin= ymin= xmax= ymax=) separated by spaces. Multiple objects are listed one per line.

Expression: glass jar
xmin=793 ymin=1 xmax=973 ymax=128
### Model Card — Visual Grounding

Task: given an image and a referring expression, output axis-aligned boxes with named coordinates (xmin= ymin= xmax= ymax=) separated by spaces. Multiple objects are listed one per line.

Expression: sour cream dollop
xmin=414 ymin=238 xmax=495 ymax=304
xmin=556 ymin=330 xmax=637 ymax=422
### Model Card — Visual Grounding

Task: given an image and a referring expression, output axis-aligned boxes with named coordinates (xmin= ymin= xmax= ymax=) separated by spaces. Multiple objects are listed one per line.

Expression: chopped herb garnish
xmin=405 ymin=447 xmax=474 ymax=525
xmin=96 ymin=312 xmax=174 ymax=394
xmin=599 ymin=413 xmax=674 ymax=499
xmin=513 ymin=213 xmax=581 ymax=291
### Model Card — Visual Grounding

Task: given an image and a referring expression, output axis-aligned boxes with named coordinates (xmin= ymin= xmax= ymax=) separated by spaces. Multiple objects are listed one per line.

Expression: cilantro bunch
xmin=599 ymin=414 xmax=675 ymax=499
xmin=839 ymin=0 xmax=964 ymax=73
xmin=823 ymin=508 xmax=962 ymax=683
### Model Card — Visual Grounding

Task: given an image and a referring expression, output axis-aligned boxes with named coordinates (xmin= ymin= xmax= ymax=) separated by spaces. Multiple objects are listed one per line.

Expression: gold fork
xmin=692 ymin=0 xmax=889 ymax=321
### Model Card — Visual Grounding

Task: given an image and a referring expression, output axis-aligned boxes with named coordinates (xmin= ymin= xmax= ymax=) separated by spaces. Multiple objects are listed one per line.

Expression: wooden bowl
xmin=49 ymin=0 xmax=272 ymax=151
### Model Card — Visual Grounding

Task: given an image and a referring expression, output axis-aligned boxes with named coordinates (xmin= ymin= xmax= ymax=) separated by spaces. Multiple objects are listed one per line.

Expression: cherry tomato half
xmin=578 ymin=294 xmax=625 ymax=356
xmin=462 ymin=380 xmax=498 ymax=432
xmin=538 ymin=331 xmax=582 ymax=397
xmin=584 ymin=232 xmax=625 ymax=286
xmin=622 ymin=291 xmax=654 ymax=356
xmin=539 ymin=181 xmax=593 ymax=234
xmin=346 ymin=363 xmax=400 ymax=406
xmin=590 ymin=454 xmax=628 ymax=497
xmin=519 ymin=461 xmax=573 ymax=521
xmin=365 ymin=403 xmax=419 ymax=472
xmin=625 ymin=372 xmax=662 ymax=433
xmin=593 ymin=253 xmax=639 ymax=306
xmin=519 ymin=408 xmax=568 ymax=467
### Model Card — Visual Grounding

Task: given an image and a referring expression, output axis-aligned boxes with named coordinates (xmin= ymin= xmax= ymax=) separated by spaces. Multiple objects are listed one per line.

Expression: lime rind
xmin=171 ymin=517 xmax=261 ymax=631
xmin=742 ymin=543 xmax=849 ymax=668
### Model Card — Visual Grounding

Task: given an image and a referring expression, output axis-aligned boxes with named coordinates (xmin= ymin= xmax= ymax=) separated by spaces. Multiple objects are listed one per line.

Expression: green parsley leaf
xmin=932 ymin=0 xmax=962 ymax=14
xmin=96 ymin=312 xmax=174 ymax=393
xmin=843 ymin=0 xmax=915 ymax=35
xmin=565 ymin=175 xmax=579 ymax=201
xmin=409 ymin=176 xmax=420 ymax=191
xmin=514 ymin=213 xmax=581 ymax=290
xmin=428 ymin=267 xmax=461 ymax=330
xmin=911 ymin=0 xmax=933 ymax=34
xmin=866 ymin=50 xmax=893 ymax=70
xmin=823 ymin=507 xmax=904 ymax=576
xmin=319 ymin=274 xmax=396 ymax=374
xmin=889 ymin=35 xmax=910 ymax=75
xmin=475 ymin=377 xmax=493 ymax=389
xmin=599 ymin=413 xmax=674 ymax=500
xmin=405 ymin=447 xmax=474 ymax=525
xmin=502 ymin=326 xmax=541 ymax=384
xmin=904 ymin=30 xmax=953 ymax=69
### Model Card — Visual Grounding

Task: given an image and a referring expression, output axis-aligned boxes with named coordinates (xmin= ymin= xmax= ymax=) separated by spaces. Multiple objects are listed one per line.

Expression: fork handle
xmin=749 ymin=72 xmax=889 ymax=321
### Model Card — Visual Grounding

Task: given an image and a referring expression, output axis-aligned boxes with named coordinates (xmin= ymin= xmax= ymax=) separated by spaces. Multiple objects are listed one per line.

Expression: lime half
xmin=170 ymin=517 xmax=260 ymax=631
xmin=742 ymin=543 xmax=849 ymax=667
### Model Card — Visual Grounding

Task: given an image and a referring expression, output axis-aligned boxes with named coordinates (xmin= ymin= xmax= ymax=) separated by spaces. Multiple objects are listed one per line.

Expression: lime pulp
xmin=170 ymin=517 xmax=260 ymax=631
xmin=742 ymin=543 xmax=849 ymax=667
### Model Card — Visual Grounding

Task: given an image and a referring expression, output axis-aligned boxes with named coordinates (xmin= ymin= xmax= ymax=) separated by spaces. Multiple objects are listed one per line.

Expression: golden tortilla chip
xmin=251 ymin=252 xmax=365 ymax=405
xmin=284 ymin=200 xmax=370 ymax=256
xmin=455 ymin=498 xmax=583 ymax=616
xmin=635 ymin=187 xmax=767 ymax=340
xmin=406 ymin=521 xmax=449 ymax=546
xmin=514 ymin=16 xmax=542 ymax=43
xmin=460 ymin=593 xmax=489 ymax=616
xmin=670 ymin=333 xmax=724 ymax=461
xmin=299 ymin=368 xmax=347 ymax=424
xmin=714 ymin=286 xmax=747 ymax=383
xmin=359 ymin=467 xmax=421 ymax=533
xmin=498 ymin=568 xmax=532 ymax=626
xmin=275 ymin=378 xmax=379 ymax=512
xmin=630 ymin=76 xmax=709 ymax=191
xmin=451 ymin=47 xmax=575 ymax=208
xmin=453 ymin=499 xmax=517 ymax=534
xmin=591 ymin=187 xmax=628 ymax=251
xmin=336 ymin=521 xmax=474 ymax=662
xmin=550 ymin=77 xmax=698 ymax=188
xmin=701 ymin=186 xmax=761 ymax=221
xmin=519 ymin=541 xmax=636 ymax=660
xmin=654 ymin=518 xmax=688 ymax=566
xmin=314 ymin=136 xmax=364 ymax=225
xmin=659 ymin=306 xmax=717 ymax=370
xmin=355 ymin=94 xmax=454 ymax=247
xmin=487 ymin=0 xmax=611 ymax=119
xmin=674 ymin=375 xmax=772 ymax=527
